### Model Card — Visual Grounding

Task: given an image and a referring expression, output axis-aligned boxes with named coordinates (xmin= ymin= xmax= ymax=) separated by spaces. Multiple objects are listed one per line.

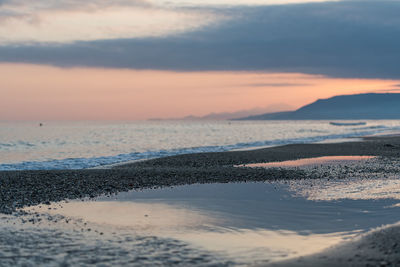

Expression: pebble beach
xmin=2 ymin=135 xmax=400 ymax=266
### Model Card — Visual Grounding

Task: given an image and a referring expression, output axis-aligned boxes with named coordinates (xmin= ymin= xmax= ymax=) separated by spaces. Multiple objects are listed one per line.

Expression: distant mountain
xmin=237 ymin=93 xmax=400 ymax=120
xmin=150 ymin=104 xmax=293 ymax=121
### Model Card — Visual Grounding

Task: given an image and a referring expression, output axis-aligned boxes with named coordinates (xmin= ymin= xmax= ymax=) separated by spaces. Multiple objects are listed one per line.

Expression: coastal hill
xmin=237 ymin=93 xmax=400 ymax=120
xmin=150 ymin=104 xmax=293 ymax=121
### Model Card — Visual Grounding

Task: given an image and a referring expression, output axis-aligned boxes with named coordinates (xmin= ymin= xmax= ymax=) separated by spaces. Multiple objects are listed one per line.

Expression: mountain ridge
xmin=149 ymin=104 xmax=293 ymax=121
xmin=237 ymin=93 xmax=400 ymax=120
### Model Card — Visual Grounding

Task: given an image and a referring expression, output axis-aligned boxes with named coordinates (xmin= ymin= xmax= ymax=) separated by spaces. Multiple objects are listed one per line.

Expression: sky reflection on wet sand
xmin=240 ymin=156 xmax=376 ymax=168
xmin=25 ymin=180 xmax=400 ymax=264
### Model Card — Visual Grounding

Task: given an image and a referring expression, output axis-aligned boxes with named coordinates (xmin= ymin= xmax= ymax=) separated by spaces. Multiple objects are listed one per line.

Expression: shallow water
xmin=25 ymin=181 xmax=400 ymax=265
xmin=1 ymin=120 xmax=399 ymax=170
xmin=240 ymin=155 xmax=376 ymax=168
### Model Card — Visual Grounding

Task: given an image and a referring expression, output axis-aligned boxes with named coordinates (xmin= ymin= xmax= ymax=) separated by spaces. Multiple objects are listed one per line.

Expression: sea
xmin=1 ymin=120 xmax=400 ymax=170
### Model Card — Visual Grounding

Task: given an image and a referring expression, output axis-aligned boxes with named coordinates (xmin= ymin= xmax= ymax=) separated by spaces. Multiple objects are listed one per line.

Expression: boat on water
xmin=329 ymin=121 xmax=367 ymax=126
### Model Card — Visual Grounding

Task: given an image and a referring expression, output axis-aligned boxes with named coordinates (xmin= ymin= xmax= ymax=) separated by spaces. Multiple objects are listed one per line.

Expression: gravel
xmin=1 ymin=135 xmax=400 ymax=266
xmin=1 ymin=136 xmax=400 ymax=214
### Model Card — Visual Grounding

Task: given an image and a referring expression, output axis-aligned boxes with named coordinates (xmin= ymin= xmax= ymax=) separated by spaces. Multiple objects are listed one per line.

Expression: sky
xmin=1 ymin=0 xmax=400 ymax=120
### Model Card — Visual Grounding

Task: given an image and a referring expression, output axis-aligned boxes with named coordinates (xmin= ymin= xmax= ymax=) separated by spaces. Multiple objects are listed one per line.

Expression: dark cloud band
xmin=1 ymin=1 xmax=400 ymax=79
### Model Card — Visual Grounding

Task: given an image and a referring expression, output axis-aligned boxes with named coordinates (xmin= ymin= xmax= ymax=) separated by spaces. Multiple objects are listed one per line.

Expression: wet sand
xmin=1 ymin=135 xmax=400 ymax=265
xmin=266 ymin=224 xmax=400 ymax=267
xmin=2 ymin=135 xmax=400 ymax=214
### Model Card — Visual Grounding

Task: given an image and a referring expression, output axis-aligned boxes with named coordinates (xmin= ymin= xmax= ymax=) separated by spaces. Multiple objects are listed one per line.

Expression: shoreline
xmin=1 ymin=135 xmax=400 ymax=214
xmin=266 ymin=223 xmax=400 ymax=267
xmin=2 ymin=135 xmax=400 ymax=265
xmin=1 ymin=127 xmax=395 ymax=171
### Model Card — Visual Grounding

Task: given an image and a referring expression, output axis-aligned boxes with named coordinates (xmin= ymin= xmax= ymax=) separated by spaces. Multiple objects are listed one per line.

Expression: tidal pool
xmin=25 ymin=180 xmax=400 ymax=265
xmin=239 ymin=155 xmax=376 ymax=168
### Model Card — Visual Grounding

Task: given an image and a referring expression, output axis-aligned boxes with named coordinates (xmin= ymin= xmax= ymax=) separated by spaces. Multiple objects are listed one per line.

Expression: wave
xmin=1 ymin=126 xmax=398 ymax=171
xmin=352 ymin=125 xmax=388 ymax=130
xmin=0 ymin=141 xmax=35 ymax=149
xmin=0 ymin=143 xmax=16 ymax=148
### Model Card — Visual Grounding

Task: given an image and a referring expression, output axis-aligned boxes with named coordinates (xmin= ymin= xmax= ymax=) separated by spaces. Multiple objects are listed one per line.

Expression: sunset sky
xmin=1 ymin=0 xmax=400 ymax=120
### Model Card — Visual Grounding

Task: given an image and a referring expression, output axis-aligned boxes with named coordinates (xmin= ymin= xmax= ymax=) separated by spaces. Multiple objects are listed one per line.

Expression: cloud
xmin=0 ymin=0 xmax=156 ymax=28
xmin=243 ymin=83 xmax=311 ymax=87
xmin=1 ymin=0 xmax=150 ymax=10
xmin=367 ymin=88 xmax=400 ymax=94
xmin=0 ymin=1 xmax=148 ymax=24
xmin=0 ymin=0 xmax=221 ymax=43
xmin=1 ymin=1 xmax=400 ymax=78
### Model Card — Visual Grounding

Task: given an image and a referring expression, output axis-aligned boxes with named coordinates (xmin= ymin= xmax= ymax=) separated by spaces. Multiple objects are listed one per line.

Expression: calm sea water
xmin=1 ymin=120 xmax=400 ymax=170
